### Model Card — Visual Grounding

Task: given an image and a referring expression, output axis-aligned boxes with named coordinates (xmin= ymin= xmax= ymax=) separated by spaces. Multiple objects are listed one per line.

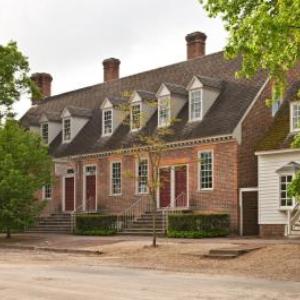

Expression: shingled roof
xmin=21 ymin=51 xmax=267 ymax=158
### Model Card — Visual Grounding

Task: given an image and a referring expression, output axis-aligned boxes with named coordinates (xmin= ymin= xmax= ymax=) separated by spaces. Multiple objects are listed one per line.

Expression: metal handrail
xmin=117 ymin=196 xmax=152 ymax=232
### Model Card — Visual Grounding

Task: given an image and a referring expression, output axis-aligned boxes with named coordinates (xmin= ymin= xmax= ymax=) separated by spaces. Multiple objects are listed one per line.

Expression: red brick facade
xmin=259 ymin=224 xmax=286 ymax=238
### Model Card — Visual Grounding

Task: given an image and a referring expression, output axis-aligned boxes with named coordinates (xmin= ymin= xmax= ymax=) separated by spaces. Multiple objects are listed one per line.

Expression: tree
xmin=0 ymin=120 xmax=52 ymax=238
xmin=199 ymin=0 xmax=300 ymax=99
xmin=0 ymin=41 xmax=39 ymax=120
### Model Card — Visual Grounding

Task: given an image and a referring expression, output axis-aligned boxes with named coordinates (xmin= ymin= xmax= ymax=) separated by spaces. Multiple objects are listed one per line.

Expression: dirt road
xmin=0 ymin=254 xmax=299 ymax=299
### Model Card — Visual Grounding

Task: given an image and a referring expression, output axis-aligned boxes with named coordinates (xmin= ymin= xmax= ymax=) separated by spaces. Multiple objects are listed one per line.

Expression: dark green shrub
xmin=75 ymin=214 xmax=117 ymax=236
xmin=167 ymin=213 xmax=230 ymax=239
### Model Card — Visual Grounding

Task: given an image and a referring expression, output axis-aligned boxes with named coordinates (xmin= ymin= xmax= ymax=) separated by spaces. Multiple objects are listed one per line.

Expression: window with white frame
xmin=85 ymin=165 xmax=96 ymax=175
xmin=280 ymin=175 xmax=293 ymax=207
xmin=103 ymin=110 xmax=113 ymax=135
xmin=291 ymin=103 xmax=300 ymax=131
xmin=63 ymin=118 xmax=71 ymax=142
xmin=137 ymin=159 xmax=148 ymax=194
xmin=190 ymin=89 xmax=202 ymax=121
xmin=111 ymin=162 xmax=121 ymax=195
xmin=158 ymin=97 xmax=170 ymax=127
xmin=199 ymin=151 xmax=213 ymax=189
xmin=41 ymin=123 xmax=49 ymax=144
xmin=131 ymin=104 xmax=141 ymax=131
xmin=43 ymin=184 xmax=52 ymax=200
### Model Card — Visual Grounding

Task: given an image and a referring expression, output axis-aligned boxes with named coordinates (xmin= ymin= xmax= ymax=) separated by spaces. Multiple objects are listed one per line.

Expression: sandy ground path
xmin=0 ymin=260 xmax=300 ymax=300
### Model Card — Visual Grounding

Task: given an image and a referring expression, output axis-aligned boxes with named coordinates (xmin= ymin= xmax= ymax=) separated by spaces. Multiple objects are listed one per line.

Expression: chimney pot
xmin=30 ymin=72 xmax=53 ymax=105
xmin=102 ymin=58 xmax=120 ymax=82
xmin=185 ymin=31 xmax=207 ymax=60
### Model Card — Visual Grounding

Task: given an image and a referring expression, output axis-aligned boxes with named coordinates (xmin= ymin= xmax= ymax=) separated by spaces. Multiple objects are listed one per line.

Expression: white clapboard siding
xmin=258 ymin=150 xmax=300 ymax=225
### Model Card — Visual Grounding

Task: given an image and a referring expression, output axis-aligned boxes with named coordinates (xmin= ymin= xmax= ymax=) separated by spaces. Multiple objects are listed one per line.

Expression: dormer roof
xmin=187 ymin=75 xmax=223 ymax=90
xmin=62 ymin=105 xmax=92 ymax=119
xmin=156 ymin=82 xmax=188 ymax=98
xmin=276 ymin=161 xmax=300 ymax=174
xmin=39 ymin=111 xmax=61 ymax=123
xmin=101 ymin=96 xmax=127 ymax=109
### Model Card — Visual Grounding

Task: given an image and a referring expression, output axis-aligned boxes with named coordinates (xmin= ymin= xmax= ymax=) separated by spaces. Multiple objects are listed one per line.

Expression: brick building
xmin=21 ymin=31 xmax=281 ymax=235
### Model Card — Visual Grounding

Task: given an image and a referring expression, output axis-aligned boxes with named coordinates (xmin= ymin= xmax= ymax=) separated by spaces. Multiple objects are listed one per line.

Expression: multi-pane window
xmin=158 ymin=97 xmax=170 ymax=127
xmin=190 ymin=90 xmax=202 ymax=120
xmin=41 ymin=123 xmax=49 ymax=144
xmin=199 ymin=151 xmax=213 ymax=189
xmin=131 ymin=104 xmax=141 ymax=130
xmin=292 ymin=103 xmax=300 ymax=131
xmin=137 ymin=159 xmax=148 ymax=194
xmin=63 ymin=118 xmax=71 ymax=142
xmin=86 ymin=165 xmax=96 ymax=175
xmin=43 ymin=184 xmax=52 ymax=200
xmin=280 ymin=175 xmax=293 ymax=207
xmin=111 ymin=162 xmax=121 ymax=195
xmin=103 ymin=110 xmax=113 ymax=135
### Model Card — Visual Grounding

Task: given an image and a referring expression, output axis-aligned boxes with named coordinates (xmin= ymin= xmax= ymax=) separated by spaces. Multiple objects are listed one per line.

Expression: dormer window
xmin=158 ymin=97 xmax=170 ymax=127
xmin=131 ymin=104 xmax=141 ymax=131
xmin=41 ymin=122 xmax=49 ymax=144
xmin=190 ymin=89 xmax=202 ymax=121
xmin=103 ymin=109 xmax=113 ymax=136
xmin=291 ymin=102 xmax=300 ymax=132
xmin=63 ymin=118 xmax=71 ymax=142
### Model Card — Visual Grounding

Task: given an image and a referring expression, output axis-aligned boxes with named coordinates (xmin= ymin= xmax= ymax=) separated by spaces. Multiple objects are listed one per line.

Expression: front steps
xmin=27 ymin=213 xmax=72 ymax=233
xmin=290 ymin=220 xmax=300 ymax=238
xmin=120 ymin=211 xmax=166 ymax=236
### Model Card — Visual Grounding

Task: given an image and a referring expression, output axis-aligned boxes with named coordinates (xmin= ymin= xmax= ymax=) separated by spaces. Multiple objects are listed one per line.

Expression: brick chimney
xmin=185 ymin=31 xmax=207 ymax=60
xmin=102 ymin=58 xmax=120 ymax=82
xmin=30 ymin=72 xmax=53 ymax=105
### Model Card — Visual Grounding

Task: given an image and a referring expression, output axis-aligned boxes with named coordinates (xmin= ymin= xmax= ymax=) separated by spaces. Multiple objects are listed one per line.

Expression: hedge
xmin=167 ymin=213 xmax=230 ymax=238
xmin=75 ymin=214 xmax=117 ymax=236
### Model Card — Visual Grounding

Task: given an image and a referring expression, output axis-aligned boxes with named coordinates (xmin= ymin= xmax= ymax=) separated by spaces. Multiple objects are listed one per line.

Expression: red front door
xmin=64 ymin=177 xmax=74 ymax=211
xmin=159 ymin=168 xmax=171 ymax=208
xmin=86 ymin=175 xmax=96 ymax=211
xmin=175 ymin=166 xmax=187 ymax=207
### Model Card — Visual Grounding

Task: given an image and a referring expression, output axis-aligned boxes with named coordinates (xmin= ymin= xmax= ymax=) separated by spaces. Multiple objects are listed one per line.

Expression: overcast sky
xmin=0 ymin=0 xmax=227 ymax=118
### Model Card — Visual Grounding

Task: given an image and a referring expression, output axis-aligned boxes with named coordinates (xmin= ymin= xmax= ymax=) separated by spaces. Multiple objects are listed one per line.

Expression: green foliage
xmin=75 ymin=214 xmax=117 ymax=235
xmin=167 ymin=213 xmax=230 ymax=238
xmin=0 ymin=41 xmax=39 ymax=119
xmin=0 ymin=120 xmax=52 ymax=237
xmin=199 ymin=0 xmax=300 ymax=98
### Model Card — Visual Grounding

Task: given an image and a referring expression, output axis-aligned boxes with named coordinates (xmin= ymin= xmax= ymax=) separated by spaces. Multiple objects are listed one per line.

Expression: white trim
xmin=188 ymin=88 xmax=203 ymax=122
xmin=278 ymin=173 xmax=295 ymax=210
xmin=130 ymin=103 xmax=142 ymax=132
xmin=40 ymin=122 xmax=49 ymax=145
xmin=255 ymin=148 xmax=300 ymax=156
xmin=290 ymin=102 xmax=300 ymax=133
xmin=157 ymin=96 xmax=171 ymax=128
xmin=83 ymin=164 xmax=97 ymax=212
xmin=239 ymin=187 xmax=258 ymax=236
xmin=233 ymin=78 xmax=270 ymax=144
xmin=110 ymin=160 xmax=122 ymax=196
xmin=197 ymin=150 xmax=214 ymax=191
xmin=62 ymin=171 xmax=76 ymax=212
xmin=62 ymin=117 xmax=72 ymax=143
xmin=42 ymin=184 xmax=52 ymax=201
xmin=102 ymin=108 xmax=113 ymax=137
xmin=135 ymin=157 xmax=149 ymax=195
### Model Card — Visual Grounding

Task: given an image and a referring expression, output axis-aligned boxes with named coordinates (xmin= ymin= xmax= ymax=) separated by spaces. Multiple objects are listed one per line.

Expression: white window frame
xmin=110 ymin=161 xmax=122 ymax=196
xmin=41 ymin=122 xmax=49 ymax=144
xmin=189 ymin=89 xmax=203 ymax=122
xmin=198 ymin=150 xmax=214 ymax=191
xmin=43 ymin=184 xmax=52 ymax=200
xmin=102 ymin=109 xmax=113 ymax=136
xmin=158 ymin=96 xmax=171 ymax=128
xmin=136 ymin=158 xmax=149 ymax=194
xmin=131 ymin=103 xmax=142 ymax=131
xmin=290 ymin=102 xmax=300 ymax=132
xmin=63 ymin=118 xmax=71 ymax=143
xmin=279 ymin=173 xmax=295 ymax=210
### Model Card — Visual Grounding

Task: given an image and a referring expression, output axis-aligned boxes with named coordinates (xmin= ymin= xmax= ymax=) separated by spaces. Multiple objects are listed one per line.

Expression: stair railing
xmin=117 ymin=196 xmax=152 ymax=232
xmin=288 ymin=202 xmax=300 ymax=235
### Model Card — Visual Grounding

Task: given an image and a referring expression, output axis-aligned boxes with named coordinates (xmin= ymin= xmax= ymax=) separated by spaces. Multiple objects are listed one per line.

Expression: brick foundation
xmin=259 ymin=224 xmax=286 ymax=237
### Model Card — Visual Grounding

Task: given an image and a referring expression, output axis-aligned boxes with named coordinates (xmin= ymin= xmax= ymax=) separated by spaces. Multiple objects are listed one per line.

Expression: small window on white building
xmin=291 ymin=103 xmax=300 ymax=132
xmin=158 ymin=97 xmax=170 ymax=127
xmin=111 ymin=162 xmax=121 ymax=195
xmin=280 ymin=175 xmax=293 ymax=207
xmin=131 ymin=104 xmax=141 ymax=131
xmin=63 ymin=118 xmax=71 ymax=142
xmin=43 ymin=184 xmax=52 ymax=200
xmin=199 ymin=151 xmax=213 ymax=190
xmin=137 ymin=159 xmax=148 ymax=194
xmin=190 ymin=89 xmax=202 ymax=121
xmin=41 ymin=123 xmax=49 ymax=144
xmin=103 ymin=110 xmax=113 ymax=136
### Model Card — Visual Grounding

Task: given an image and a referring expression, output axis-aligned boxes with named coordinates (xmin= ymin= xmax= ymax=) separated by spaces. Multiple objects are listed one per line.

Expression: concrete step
xmin=119 ymin=231 xmax=165 ymax=236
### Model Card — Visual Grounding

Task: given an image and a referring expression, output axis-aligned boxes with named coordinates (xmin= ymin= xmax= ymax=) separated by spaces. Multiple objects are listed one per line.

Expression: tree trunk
xmin=152 ymin=198 xmax=157 ymax=247
xmin=6 ymin=228 xmax=11 ymax=239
